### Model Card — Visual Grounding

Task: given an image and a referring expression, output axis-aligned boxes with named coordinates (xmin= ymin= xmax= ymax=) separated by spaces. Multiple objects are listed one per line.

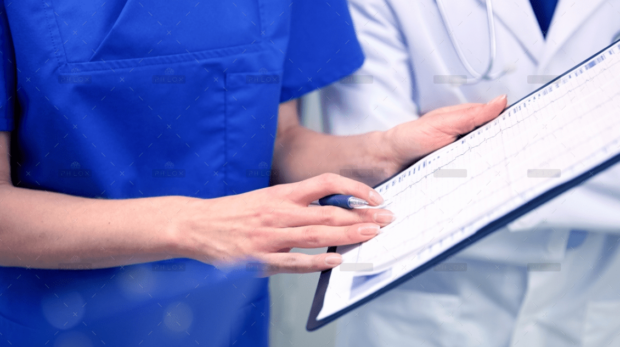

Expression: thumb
xmin=388 ymin=95 xmax=508 ymax=164
xmin=467 ymin=94 xmax=507 ymax=131
xmin=476 ymin=94 xmax=507 ymax=124
xmin=433 ymin=94 xmax=507 ymax=136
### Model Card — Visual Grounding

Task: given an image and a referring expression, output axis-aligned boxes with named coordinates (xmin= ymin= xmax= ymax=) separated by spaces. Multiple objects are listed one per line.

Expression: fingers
xmin=288 ymin=173 xmax=384 ymax=206
xmin=429 ymin=95 xmax=505 ymax=117
xmin=258 ymin=252 xmax=343 ymax=275
xmin=429 ymin=102 xmax=483 ymax=115
xmin=429 ymin=94 xmax=507 ymax=136
xmin=271 ymin=222 xmax=383 ymax=250
xmin=283 ymin=206 xmax=395 ymax=228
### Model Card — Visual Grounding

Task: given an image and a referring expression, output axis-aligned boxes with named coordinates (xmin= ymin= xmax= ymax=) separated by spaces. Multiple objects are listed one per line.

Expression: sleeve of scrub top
xmin=320 ymin=0 xmax=419 ymax=136
xmin=280 ymin=0 xmax=365 ymax=102
xmin=0 ymin=0 xmax=15 ymax=132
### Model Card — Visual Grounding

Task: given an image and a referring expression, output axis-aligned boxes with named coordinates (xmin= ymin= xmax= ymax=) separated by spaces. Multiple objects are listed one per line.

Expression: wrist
xmin=365 ymin=130 xmax=402 ymax=183
xmin=160 ymin=195 xmax=201 ymax=259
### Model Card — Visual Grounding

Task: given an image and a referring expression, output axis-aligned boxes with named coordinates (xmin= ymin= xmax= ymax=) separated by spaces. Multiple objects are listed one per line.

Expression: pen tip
xmin=349 ymin=197 xmax=370 ymax=207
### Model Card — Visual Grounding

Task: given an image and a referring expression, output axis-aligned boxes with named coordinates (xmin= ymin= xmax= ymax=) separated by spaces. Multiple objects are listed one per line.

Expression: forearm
xmin=272 ymin=123 xmax=397 ymax=186
xmin=272 ymin=95 xmax=507 ymax=187
xmin=0 ymin=183 xmax=186 ymax=269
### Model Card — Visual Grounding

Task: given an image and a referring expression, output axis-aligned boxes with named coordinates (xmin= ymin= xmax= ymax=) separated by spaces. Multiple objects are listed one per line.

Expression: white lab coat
xmin=321 ymin=0 xmax=620 ymax=346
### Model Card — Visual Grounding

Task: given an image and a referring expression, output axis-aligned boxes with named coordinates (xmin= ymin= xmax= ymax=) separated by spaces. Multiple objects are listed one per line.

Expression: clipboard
xmin=307 ymin=40 xmax=620 ymax=331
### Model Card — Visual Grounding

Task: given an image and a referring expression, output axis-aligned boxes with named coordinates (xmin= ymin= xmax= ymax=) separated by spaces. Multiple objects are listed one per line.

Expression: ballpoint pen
xmin=316 ymin=194 xmax=372 ymax=209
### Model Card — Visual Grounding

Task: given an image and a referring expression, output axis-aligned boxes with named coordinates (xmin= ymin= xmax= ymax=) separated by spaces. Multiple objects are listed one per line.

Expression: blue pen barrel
xmin=318 ymin=194 xmax=353 ymax=209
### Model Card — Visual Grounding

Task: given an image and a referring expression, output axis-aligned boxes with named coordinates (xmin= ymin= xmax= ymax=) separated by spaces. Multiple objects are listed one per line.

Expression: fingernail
xmin=325 ymin=254 xmax=342 ymax=266
xmin=374 ymin=212 xmax=396 ymax=224
xmin=359 ymin=225 xmax=380 ymax=236
xmin=368 ymin=190 xmax=384 ymax=205
xmin=489 ymin=94 xmax=507 ymax=104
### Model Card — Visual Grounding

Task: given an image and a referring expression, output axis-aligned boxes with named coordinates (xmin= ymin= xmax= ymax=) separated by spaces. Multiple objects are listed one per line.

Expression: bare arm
xmin=272 ymin=100 xmax=394 ymax=186
xmin=0 ymin=94 xmax=503 ymax=272
xmin=0 ymin=131 xmax=391 ymax=273
xmin=0 ymin=131 xmax=187 ymax=269
xmin=272 ymin=96 xmax=507 ymax=186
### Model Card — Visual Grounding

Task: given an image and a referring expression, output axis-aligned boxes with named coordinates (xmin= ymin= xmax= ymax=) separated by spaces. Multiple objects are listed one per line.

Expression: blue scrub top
xmin=0 ymin=0 xmax=364 ymax=346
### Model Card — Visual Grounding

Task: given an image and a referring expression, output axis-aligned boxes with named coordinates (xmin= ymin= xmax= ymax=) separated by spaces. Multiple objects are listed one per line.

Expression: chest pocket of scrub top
xmin=30 ymin=0 xmax=274 ymax=199
xmin=48 ymin=0 xmax=262 ymax=64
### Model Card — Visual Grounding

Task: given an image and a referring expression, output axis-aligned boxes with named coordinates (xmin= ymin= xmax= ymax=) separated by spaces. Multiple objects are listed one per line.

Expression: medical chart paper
xmin=309 ymin=41 xmax=620 ymax=328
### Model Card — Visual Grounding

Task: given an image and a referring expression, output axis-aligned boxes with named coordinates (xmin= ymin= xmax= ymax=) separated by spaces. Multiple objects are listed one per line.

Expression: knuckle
xmin=259 ymin=210 xmax=278 ymax=227
xmin=317 ymin=173 xmax=339 ymax=190
xmin=359 ymin=209 xmax=374 ymax=222
xmin=284 ymin=254 xmax=305 ymax=273
xmin=344 ymin=225 xmax=360 ymax=241
xmin=238 ymin=232 xmax=261 ymax=254
xmin=258 ymin=229 xmax=282 ymax=249
xmin=259 ymin=207 xmax=292 ymax=228
xmin=353 ymin=182 xmax=369 ymax=196
xmin=300 ymin=226 xmax=321 ymax=246
xmin=323 ymin=172 xmax=340 ymax=181
xmin=319 ymin=207 xmax=342 ymax=225
xmin=270 ymin=208 xmax=289 ymax=226
xmin=262 ymin=261 xmax=282 ymax=276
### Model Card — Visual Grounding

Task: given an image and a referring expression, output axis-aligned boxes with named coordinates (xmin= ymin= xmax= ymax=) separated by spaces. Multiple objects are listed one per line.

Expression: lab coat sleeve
xmin=321 ymin=0 xmax=418 ymax=136
xmin=0 ymin=0 xmax=15 ymax=132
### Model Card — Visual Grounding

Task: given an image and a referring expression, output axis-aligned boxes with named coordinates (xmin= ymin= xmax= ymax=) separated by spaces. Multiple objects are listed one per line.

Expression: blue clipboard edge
xmin=306 ymin=39 xmax=620 ymax=331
